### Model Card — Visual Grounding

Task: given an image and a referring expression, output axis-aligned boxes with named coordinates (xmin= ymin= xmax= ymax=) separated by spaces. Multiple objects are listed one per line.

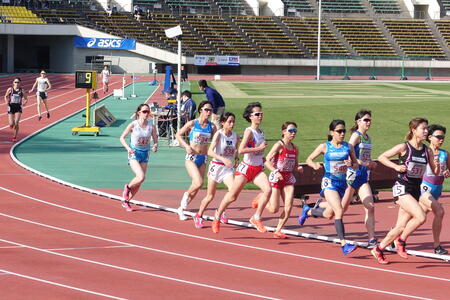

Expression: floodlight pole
xmin=316 ymin=0 xmax=322 ymax=81
xmin=177 ymin=38 xmax=182 ymax=133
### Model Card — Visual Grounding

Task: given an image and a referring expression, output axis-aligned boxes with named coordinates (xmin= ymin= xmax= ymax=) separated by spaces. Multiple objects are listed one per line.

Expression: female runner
xmin=212 ymin=102 xmax=270 ymax=234
xmin=372 ymin=118 xmax=440 ymax=264
xmin=193 ymin=112 xmax=239 ymax=228
xmin=421 ymin=124 xmax=448 ymax=255
xmin=119 ymin=104 xmax=158 ymax=211
xmin=301 ymin=120 xmax=359 ymax=255
xmin=176 ymin=101 xmax=216 ymax=220
xmin=4 ymin=77 xmax=28 ymax=142
xmin=29 ymin=70 xmax=51 ymax=121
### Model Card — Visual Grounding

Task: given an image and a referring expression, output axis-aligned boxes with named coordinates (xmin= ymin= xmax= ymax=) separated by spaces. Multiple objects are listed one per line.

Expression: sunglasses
xmin=335 ymin=129 xmax=346 ymax=134
xmin=359 ymin=118 xmax=372 ymax=122
xmin=202 ymin=108 xmax=213 ymax=112
xmin=13 ymin=81 xmax=20 ymax=83
xmin=251 ymin=112 xmax=263 ymax=117
xmin=432 ymin=135 xmax=445 ymax=140
xmin=287 ymin=128 xmax=297 ymax=133
xmin=140 ymin=110 xmax=150 ymax=114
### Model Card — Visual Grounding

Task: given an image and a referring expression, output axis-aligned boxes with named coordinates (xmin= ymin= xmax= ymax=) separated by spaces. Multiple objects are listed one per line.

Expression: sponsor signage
xmin=194 ymin=55 xmax=240 ymax=66
xmin=74 ymin=37 xmax=136 ymax=50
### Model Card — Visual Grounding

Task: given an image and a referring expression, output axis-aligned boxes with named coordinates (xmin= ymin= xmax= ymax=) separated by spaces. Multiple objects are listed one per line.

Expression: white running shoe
xmin=177 ymin=207 xmax=188 ymax=221
xmin=180 ymin=192 xmax=189 ymax=209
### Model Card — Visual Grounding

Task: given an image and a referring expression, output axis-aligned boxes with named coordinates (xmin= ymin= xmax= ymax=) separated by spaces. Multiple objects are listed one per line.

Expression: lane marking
xmin=0 ymin=238 xmax=278 ymax=300
xmin=0 ymin=268 xmax=125 ymax=299
xmin=49 ymin=245 xmax=132 ymax=252
xmin=0 ymin=186 xmax=448 ymax=283
xmin=0 ymin=213 xmax=439 ymax=299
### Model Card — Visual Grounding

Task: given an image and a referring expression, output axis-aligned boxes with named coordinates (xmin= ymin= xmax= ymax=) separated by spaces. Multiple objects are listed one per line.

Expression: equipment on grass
xmin=72 ymin=70 xmax=100 ymax=136
xmin=94 ymin=105 xmax=116 ymax=127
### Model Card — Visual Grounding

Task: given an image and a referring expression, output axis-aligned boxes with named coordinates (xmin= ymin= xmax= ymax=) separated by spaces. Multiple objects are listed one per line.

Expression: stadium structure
xmin=1 ymin=0 xmax=450 ymax=77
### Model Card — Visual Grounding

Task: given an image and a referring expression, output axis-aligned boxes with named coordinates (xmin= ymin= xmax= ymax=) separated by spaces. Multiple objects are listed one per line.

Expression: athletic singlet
xmin=189 ymin=119 xmax=212 ymax=145
xmin=423 ymin=149 xmax=447 ymax=185
xmin=130 ymin=120 xmax=153 ymax=151
xmin=273 ymin=140 xmax=297 ymax=173
xmin=398 ymin=142 xmax=429 ymax=185
xmin=354 ymin=131 xmax=372 ymax=173
xmin=36 ymin=77 xmax=49 ymax=92
xmin=102 ymin=69 xmax=110 ymax=81
xmin=9 ymin=87 xmax=23 ymax=104
xmin=243 ymin=127 xmax=265 ymax=166
xmin=324 ymin=141 xmax=351 ymax=181
xmin=212 ymin=130 xmax=237 ymax=164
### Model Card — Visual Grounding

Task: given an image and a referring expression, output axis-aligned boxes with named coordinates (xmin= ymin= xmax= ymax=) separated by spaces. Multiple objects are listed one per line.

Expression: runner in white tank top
xmin=101 ymin=65 xmax=111 ymax=93
xmin=119 ymin=104 xmax=158 ymax=211
xmin=193 ymin=113 xmax=239 ymax=229
xmin=212 ymin=102 xmax=271 ymax=234
xmin=29 ymin=70 xmax=52 ymax=121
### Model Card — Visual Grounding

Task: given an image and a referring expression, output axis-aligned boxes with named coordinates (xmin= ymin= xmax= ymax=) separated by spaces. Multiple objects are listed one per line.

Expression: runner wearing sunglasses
xmin=119 ymin=104 xmax=158 ymax=211
xmin=301 ymin=120 xmax=359 ymax=255
xmin=212 ymin=102 xmax=270 ymax=234
xmin=4 ymin=77 xmax=28 ymax=142
xmin=421 ymin=124 xmax=449 ymax=255
xmin=176 ymin=101 xmax=216 ymax=220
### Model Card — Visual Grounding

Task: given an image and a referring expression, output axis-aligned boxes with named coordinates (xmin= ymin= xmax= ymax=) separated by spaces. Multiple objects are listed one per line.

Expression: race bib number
xmin=11 ymin=94 xmax=21 ymax=104
xmin=185 ymin=154 xmax=196 ymax=161
xmin=407 ymin=162 xmax=426 ymax=178
xmin=359 ymin=143 xmax=372 ymax=163
xmin=330 ymin=161 xmax=347 ymax=175
xmin=236 ymin=162 xmax=248 ymax=174
xmin=223 ymin=146 xmax=236 ymax=157
xmin=282 ymin=158 xmax=296 ymax=172
xmin=209 ymin=163 xmax=218 ymax=177
xmin=392 ymin=183 xmax=406 ymax=197
xmin=268 ymin=171 xmax=279 ymax=183
xmin=137 ymin=136 xmax=150 ymax=147
xmin=346 ymin=169 xmax=357 ymax=182
xmin=420 ymin=183 xmax=431 ymax=194
xmin=321 ymin=177 xmax=332 ymax=189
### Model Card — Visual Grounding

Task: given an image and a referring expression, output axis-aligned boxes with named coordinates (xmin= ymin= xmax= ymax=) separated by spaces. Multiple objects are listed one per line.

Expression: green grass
xmin=189 ymin=80 xmax=450 ymax=191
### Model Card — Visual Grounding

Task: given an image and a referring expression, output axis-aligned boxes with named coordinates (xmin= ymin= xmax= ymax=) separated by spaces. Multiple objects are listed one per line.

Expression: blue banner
xmin=73 ymin=37 xmax=136 ymax=50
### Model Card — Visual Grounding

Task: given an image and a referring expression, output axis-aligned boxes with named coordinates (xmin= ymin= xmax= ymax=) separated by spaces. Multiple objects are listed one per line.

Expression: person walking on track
xmin=101 ymin=65 xmax=111 ymax=94
xmin=29 ymin=70 xmax=51 ymax=121
xmin=119 ymin=103 xmax=158 ymax=211
xmin=4 ymin=77 xmax=27 ymax=142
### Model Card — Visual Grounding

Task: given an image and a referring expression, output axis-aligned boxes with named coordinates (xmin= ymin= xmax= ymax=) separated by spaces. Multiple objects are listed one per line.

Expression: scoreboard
xmin=75 ymin=71 xmax=97 ymax=89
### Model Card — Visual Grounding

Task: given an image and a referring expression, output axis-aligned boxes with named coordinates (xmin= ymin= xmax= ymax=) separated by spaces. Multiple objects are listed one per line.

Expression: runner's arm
xmin=377 ymin=143 xmax=406 ymax=172
xmin=306 ymin=143 xmax=326 ymax=170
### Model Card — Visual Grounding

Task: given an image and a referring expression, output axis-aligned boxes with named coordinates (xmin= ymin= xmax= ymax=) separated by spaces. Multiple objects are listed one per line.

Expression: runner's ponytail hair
xmin=351 ymin=110 xmax=371 ymax=132
xmin=405 ymin=117 xmax=428 ymax=141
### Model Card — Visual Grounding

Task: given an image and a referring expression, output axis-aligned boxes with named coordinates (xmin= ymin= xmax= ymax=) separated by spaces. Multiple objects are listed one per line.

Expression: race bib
xmin=236 ymin=162 xmax=248 ymax=174
xmin=136 ymin=136 xmax=150 ymax=147
xmin=330 ymin=161 xmax=347 ymax=175
xmin=11 ymin=94 xmax=21 ymax=104
xmin=209 ymin=163 xmax=218 ymax=177
xmin=321 ymin=177 xmax=332 ymax=189
xmin=268 ymin=171 xmax=279 ymax=183
xmin=185 ymin=154 xmax=196 ymax=161
xmin=420 ymin=183 xmax=431 ymax=194
xmin=346 ymin=168 xmax=357 ymax=182
xmin=392 ymin=183 xmax=406 ymax=197
xmin=407 ymin=162 xmax=426 ymax=178
xmin=281 ymin=158 xmax=296 ymax=172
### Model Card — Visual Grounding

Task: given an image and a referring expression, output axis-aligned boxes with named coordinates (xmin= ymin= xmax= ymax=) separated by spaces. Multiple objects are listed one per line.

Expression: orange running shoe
xmin=371 ymin=246 xmax=388 ymax=265
xmin=212 ymin=219 xmax=220 ymax=233
xmin=251 ymin=194 xmax=260 ymax=209
xmin=394 ymin=238 xmax=408 ymax=259
xmin=273 ymin=231 xmax=287 ymax=239
xmin=249 ymin=216 xmax=267 ymax=233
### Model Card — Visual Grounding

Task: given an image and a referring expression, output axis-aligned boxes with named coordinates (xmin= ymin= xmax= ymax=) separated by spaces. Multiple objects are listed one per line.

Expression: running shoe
xmin=122 ymin=184 xmax=130 ymax=201
xmin=394 ymin=238 xmax=408 ymax=259
xmin=273 ymin=231 xmax=287 ymax=239
xmin=220 ymin=212 xmax=228 ymax=224
xmin=177 ymin=207 xmax=188 ymax=221
xmin=367 ymin=238 xmax=378 ymax=249
xmin=121 ymin=200 xmax=132 ymax=212
xmin=12 ymin=136 xmax=17 ymax=143
xmin=180 ymin=192 xmax=189 ymax=209
xmin=298 ymin=205 xmax=310 ymax=226
xmin=341 ymin=243 xmax=358 ymax=255
xmin=193 ymin=214 xmax=204 ymax=229
xmin=434 ymin=245 xmax=448 ymax=255
xmin=47 ymin=112 xmax=50 ymax=118
xmin=249 ymin=216 xmax=267 ymax=233
xmin=212 ymin=219 xmax=220 ymax=233
xmin=251 ymin=195 xmax=259 ymax=209
xmin=38 ymin=116 xmax=42 ymax=121
xmin=371 ymin=246 xmax=388 ymax=264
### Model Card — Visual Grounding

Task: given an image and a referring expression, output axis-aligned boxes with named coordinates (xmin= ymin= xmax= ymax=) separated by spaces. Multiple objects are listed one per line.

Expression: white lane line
xmin=0 ymin=268 xmax=126 ymax=299
xmin=0 ymin=186 xmax=448 ymax=283
xmin=0 ymin=212 xmax=433 ymax=299
xmin=0 ymin=238 xmax=279 ymax=300
xmin=48 ymin=245 xmax=132 ymax=252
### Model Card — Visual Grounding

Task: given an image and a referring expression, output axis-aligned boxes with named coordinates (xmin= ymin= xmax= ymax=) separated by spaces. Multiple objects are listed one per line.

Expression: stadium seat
xmin=0 ymin=6 xmax=45 ymax=24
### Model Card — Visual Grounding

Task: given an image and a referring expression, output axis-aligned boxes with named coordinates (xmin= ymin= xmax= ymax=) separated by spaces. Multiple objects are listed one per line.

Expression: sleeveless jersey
xmin=273 ymin=141 xmax=297 ymax=173
xmin=243 ymin=127 xmax=265 ymax=166
xmin=324 ymin=141 xmax=351 ymax=181
xmin=189 ymin=119 xmax=212 ymax=145
xmin=102 ymin=69 xmax=110 ymax=81
xmin=10 ymin=87 xmax=23 ymax=104
xmin=423 ymin=149 xmax=447 ymax=185
xmin=37 ymin=77 xmax=49 ymax=92
xmin=398 ymin=142 xmax=429 ymax=186
xmin=354 ymin=131 xmax=372 ymax=171
xmin=130 ymin=120 xmax=153 ymax=151
xmin=212 ymin=130 xmax=238 ymax=164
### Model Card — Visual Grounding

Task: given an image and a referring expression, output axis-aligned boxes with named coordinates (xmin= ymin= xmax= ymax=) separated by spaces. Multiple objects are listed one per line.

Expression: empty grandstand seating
xmin=435 ymin=20 xmax=450 ymax=47
xmin=0 ymin=6 xmax=45 ymax=24
xmin=165 ymin=0 xmax=211 ymax=13
xmin=282 ymin=17 xmax=348 ymax=56
xmin=215 ymin=0 xmax=252 ymax=15
xmin=232 ymin=16 xmax=304 ymax=56
xmin=182 ymin=14 xmax=257 ymax=55
xmin=322 ymin=0 xmax=365 ymax=13
xmin=333 ymin=18 xmax=395 ymax=56
xmin=283 ymin=0 xmax=313 ymax=13
xmin=368 ymin=0 xmax=401 ymax=14
xmin=383 ymin=19 xmax=445 ymax=58
xmin=35 ymin=9 xmax=82 ymax=24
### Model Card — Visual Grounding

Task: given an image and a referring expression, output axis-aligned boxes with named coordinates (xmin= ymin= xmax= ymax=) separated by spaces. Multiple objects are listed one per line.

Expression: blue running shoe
xmin=342 ymin=243 xmax=358 ymax=255
xmin=298 ymin=205 xmax=311 ymax=226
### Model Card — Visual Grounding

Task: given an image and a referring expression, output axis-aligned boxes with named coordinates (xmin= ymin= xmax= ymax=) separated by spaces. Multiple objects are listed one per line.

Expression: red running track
xmin=0 ymin=74 xmax=449 ymax=299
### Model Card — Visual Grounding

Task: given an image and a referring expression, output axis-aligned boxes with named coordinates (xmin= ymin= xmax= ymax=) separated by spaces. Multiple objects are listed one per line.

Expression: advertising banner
xmin=194 ymin=55 xmax=240 ymax=66
xmin=74 ymin=37 xmax=136 ymax=50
